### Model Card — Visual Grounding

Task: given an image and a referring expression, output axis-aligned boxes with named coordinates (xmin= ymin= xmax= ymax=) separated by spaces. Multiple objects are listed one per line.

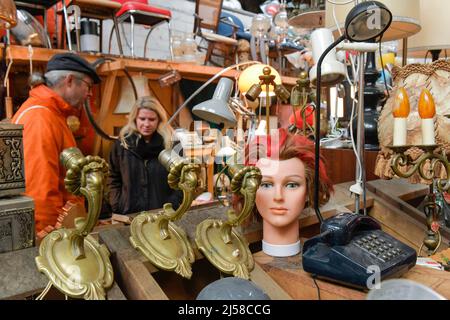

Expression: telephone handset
xmin=302 ymin=212 xmax=417 ymax=289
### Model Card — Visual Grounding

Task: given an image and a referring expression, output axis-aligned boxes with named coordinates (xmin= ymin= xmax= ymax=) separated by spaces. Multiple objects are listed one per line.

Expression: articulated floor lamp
xmin=312 ymin=0 xmax=392 ymax=222
xmin=300 ymin=1 xmax=418 ymax=289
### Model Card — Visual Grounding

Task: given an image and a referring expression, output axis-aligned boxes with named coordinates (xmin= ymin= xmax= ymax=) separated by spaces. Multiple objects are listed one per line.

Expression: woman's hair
xmin=246 ymin=128 xmax=333 ymax=207
xmin=119 ymin=96 xmax=173 ymax=149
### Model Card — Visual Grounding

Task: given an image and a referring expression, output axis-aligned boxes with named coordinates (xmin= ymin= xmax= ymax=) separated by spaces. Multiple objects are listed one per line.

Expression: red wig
xmin=245 ymin=128 xmax=333 ymax=206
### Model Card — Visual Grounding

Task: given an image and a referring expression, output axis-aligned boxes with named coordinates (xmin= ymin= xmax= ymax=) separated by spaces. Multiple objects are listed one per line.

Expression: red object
xmin=289 ymin=105 xmax=315 ymax=129
xmin=116 ymin=2 xmax=172 ymax=19
xmin=444 ymin=192 xmax=450 ymax=204
xmin=112 ymin=0 xmax=171 ymax=55
xmin=245 ymin=127 xmax=334 ymax=194
xmin=11 ymin=85 xmax=84 ymax=233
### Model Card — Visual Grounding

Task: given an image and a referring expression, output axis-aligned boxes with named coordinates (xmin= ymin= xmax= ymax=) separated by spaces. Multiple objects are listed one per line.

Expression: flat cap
xmin=46 ymin=53 xmax=101 ymax=84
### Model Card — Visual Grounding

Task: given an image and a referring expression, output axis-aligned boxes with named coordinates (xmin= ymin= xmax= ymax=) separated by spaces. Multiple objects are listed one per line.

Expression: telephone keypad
xmin=355 ymin=234 xmax=404 ymax=262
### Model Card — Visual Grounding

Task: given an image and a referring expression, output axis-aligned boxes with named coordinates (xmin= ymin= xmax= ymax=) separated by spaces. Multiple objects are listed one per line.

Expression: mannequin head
xmin=247 ymin=129 xmax=333 ymax=256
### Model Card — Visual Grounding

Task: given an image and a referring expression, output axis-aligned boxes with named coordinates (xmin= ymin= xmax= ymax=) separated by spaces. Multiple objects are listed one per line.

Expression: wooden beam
xmin=1 ymin=45 xmax=298 ymax=86
xmin=93 ymin=70 xmax=118 ymax=156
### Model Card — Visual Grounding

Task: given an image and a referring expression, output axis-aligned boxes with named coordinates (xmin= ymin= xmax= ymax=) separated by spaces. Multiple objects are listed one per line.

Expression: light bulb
xmin=418 ymin=88 xmax=436 ymax=145
xmin=392 ymin=88 xmax=410 ymax=146
xmin=418 ymin=88 xmax=436 ymax=119
xmin=392 ymin=88 xmax=410 ymax=118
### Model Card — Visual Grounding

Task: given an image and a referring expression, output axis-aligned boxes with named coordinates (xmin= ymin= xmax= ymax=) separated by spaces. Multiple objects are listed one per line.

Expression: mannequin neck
xmin=262 ymin=240 xmax=301 ymax=257
xmin=262 ymin=219 xmax=299 ymax=245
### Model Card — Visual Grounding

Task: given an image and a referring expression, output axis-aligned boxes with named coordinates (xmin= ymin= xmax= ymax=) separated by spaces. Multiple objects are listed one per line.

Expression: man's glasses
xmin=78 ymin=78 xmax=93 ymax=91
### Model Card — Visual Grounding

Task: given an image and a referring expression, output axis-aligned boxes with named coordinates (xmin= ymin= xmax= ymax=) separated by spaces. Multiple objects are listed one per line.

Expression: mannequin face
xmin=136 ymin=109 xmax=159 ymax=140
xmin=255 ymin=157 xmax=307 ymax=229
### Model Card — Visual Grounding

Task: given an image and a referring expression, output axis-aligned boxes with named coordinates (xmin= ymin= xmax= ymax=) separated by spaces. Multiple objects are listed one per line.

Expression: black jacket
xmin=108 ymin=132 xmax=182 ymax=215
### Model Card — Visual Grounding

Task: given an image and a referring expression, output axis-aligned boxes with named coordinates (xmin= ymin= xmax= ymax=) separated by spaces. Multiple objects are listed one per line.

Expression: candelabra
xmin=245 ymin=66 xmax=290 ymax=136
xmin=289 ymin=71 xmax=315 ymax=137
xmin=389 ymin=144 xmax=450 ymax=256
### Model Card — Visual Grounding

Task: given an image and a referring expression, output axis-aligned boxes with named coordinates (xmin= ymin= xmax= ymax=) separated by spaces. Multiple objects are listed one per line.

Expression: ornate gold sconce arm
xmin=35 ymin=147 xmax=113 ymax=300
xmin=158 ymin=153 xmax=201 ymax=239
xmin=130 ymin=149 xmax=201 ymax=279
xmin=61 ymin=148 xmax=109 ymax=259
xmin=196 ymin=164 xmax=262 ymax=279
xmin=389 ymin=144 xmax=450 ymax=255
xmin=220 ymin=165 xmax=261 ymax=244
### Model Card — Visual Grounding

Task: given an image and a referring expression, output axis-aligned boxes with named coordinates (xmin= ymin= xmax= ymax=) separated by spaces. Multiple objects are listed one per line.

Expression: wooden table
xmin=253 ymin=178 xmax=450 ymax=300
xmin=95 ymin=182 xmax=372 ymax=299
xmin=254 ymin=250 xmax=450 ymax=300
xmin=98 ymin=204 xmax=291 ymax=300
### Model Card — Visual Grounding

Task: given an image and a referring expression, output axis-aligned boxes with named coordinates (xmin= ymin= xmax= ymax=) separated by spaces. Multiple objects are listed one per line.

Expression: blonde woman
xmin=108 ymin=96 xmax=182 ymax=215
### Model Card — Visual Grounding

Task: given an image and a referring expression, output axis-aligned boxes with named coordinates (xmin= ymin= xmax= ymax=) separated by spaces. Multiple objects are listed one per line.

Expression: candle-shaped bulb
xmin=392 ymin=88 xmax=410 ymax=146
xmin=418 ymin=88 xmax=436 ymax=119
xmin=393 ymin=87 xmax=410 ymax=118
xmin=418 ymin=88 xmax=436 ymax=145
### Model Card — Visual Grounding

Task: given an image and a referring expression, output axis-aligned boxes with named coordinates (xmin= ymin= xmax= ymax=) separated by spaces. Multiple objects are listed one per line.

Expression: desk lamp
xmin=325 ymin=0 xmax=421 ymax=65
xmin=311 ymin=0 xmax=392 ymax=223
xmin=192 ymin=77 xmax=237 ymax=128
xmin=301 ymin=1 xmax=419 ymax=290
xmin=324 ymin=0 xmax=421 ymax=212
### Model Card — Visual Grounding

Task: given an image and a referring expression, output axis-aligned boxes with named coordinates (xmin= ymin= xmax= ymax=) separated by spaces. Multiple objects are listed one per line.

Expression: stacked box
xmin=0 ymin=123 xmax=25 ymax=197
xmin=0 ymin=124 xmax=34 ymax=253
xmin=0 ymin=195 xmax=34 ymax=253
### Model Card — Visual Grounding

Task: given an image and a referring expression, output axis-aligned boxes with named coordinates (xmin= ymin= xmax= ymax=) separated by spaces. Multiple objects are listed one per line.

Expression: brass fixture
xmin=389 ymin=144 xmax=450 ymax=255
xmin=35 ymin=147 xmax=113 ymax=300
xmin=195 ymin=164 xmax=261 ymax=279
xmin=130 ymin=149 xmax=201 ymax=279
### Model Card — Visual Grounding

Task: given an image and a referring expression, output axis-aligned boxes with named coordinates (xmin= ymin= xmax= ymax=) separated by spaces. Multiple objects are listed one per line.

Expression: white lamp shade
xmin=325 ymin=0 xmax=421 ymax=42
xmin=114 ymin=75 xmax=150 ymax=114
xmin=192 ymin=77 xmax=237 ymax=127
xmin=309 ymin=28 xmax=346 ymax=87
xmin=398 ymin=0 xmax=450 ymax=59
xmin=238 ymin=64 xmax=282 ymax=97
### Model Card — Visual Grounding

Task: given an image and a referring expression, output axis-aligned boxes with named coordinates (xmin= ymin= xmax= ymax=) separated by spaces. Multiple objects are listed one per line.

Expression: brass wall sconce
xmin=130 ymin=150 xmax=201 ymax=279
xmin=245 ymin=66 xmax=290 ymax=136
xmin=195 ymin=164 xmax=261 ymax=279
xmin=389 ymin=144 xmax=450 ymax=256
xmin=35 ymin=147 xmax=113 ymax=300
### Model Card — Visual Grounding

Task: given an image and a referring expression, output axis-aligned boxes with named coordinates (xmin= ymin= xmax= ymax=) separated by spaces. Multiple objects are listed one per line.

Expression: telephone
xmin=302 ymin=212 xmax=417 ymax=289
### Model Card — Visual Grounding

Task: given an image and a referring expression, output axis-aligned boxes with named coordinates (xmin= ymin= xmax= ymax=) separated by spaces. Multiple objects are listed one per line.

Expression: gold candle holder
xmin=195 ymin=164 xmax=261 ymax=279
xmin=35 ymin=148 xmax=113 ymax=300
xmin=129 ymin=150 xmax=201 ymax=279
xmin=388 ymin=144 xmax=450 ymax=255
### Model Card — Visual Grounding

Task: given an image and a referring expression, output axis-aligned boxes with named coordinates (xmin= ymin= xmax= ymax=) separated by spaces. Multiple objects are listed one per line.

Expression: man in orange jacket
xmin=12 ymin=53 xmax=100 ymax=236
